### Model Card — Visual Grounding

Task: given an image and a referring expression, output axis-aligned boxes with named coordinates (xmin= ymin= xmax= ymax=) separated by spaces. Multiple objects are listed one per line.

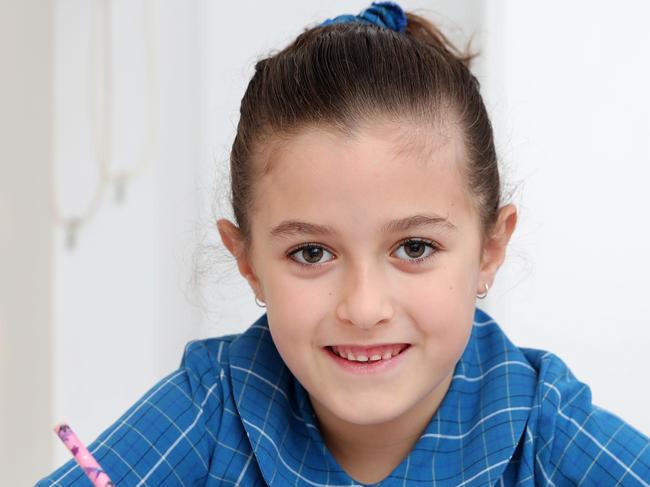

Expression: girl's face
xmin=219 ymin=119 xmax=515 ymax=428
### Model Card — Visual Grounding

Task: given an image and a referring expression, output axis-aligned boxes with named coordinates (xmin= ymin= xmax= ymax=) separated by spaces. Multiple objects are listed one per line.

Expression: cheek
xmin=262 ymin=255 xmax=337 ymax=321
xmin=263 ymin=272 xmax=327 ymax=356
xmin=402 ymin=259 xmax=477 ymax=310
xmin=399 ymin=261 xmax=477 ymax=346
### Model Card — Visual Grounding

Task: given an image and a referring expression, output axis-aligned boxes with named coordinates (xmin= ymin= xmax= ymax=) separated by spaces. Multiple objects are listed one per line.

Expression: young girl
xmin=37 ymin=2 xmax=649 ymax=486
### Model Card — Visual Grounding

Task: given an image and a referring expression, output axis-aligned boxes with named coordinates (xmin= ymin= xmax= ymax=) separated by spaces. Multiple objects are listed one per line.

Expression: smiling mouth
xmin=326 ymin=344 xmax=410 ymax=362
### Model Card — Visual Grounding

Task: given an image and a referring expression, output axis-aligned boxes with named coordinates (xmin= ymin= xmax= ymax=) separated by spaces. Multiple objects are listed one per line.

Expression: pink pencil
xmin=54 ymin=422 xmax=115 ymax=487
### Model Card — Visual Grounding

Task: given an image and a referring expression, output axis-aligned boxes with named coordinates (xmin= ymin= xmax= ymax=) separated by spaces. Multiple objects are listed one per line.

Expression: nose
xmin=335 ymin=261 xmax=395 ymax=329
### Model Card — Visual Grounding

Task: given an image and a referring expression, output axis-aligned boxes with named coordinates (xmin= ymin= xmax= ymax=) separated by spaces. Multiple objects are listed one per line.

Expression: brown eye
xmin=302 ymin=246 xmax=323 ymax=263
xmin=288 ymin=244 xmax=334 ymax=266
xmin=393 ymin=239 xmax=438 ymax=263
xmin=404 ymin=240 xmax=426 ymax=258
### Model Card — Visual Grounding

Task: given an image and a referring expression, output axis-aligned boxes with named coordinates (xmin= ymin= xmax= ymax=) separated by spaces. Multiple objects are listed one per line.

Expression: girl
xmin=37 ymin=2 xmax=649 ymax=486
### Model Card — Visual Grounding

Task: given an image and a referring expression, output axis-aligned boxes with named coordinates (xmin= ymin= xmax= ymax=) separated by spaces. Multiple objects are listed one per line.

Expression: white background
xmin=1 ymin=1 xmax=648 ymax=484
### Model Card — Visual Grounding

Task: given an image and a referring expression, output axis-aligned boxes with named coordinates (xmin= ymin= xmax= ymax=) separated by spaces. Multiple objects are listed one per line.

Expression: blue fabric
xmin=320 ymin=2 xmax=407 ymax=34
xmin=36 ymin=308 xmax=650 ymax=486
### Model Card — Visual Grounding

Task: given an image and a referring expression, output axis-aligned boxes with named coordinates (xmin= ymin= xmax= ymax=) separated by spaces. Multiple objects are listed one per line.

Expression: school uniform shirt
xmin=36 ymin=308 xmax=650 ymax=486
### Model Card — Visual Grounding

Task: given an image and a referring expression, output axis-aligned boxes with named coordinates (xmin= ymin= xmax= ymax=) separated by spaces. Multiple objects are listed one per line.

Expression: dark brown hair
xmin=229 ymin=11 xmax=501 ymax=255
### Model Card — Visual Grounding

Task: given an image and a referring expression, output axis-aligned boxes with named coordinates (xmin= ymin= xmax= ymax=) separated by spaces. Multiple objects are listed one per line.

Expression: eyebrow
xmin=269 ymin=214 xmax=457 ymax=239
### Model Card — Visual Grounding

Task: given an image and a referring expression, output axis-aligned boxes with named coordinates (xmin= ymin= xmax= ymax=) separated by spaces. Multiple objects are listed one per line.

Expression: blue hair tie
xmin=320 ymin=1 xmax=408 ymax=34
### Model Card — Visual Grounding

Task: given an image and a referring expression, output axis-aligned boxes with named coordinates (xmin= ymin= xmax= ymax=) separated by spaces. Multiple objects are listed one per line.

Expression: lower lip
xmin=324 ymin=345 xmax=410 ymax=375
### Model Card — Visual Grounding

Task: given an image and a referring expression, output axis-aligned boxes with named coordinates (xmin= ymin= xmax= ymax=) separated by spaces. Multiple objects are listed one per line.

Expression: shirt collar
xmin=229 ymin=308 xmax=537 ymax=486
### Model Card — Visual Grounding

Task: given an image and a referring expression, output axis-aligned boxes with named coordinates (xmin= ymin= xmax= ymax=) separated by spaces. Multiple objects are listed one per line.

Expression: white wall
xmin=482 ymin=0 xmax=650 ymax=432
xmin=0 ymin=0 xmax=54 ymax=484
xmin=2 ymin=1 xmax=648 ymax=484
xmin=48 ymin=0 xmax=205 ymax=472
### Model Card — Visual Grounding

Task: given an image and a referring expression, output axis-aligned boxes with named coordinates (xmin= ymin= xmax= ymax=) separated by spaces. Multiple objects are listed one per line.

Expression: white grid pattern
xmin=37 ymin=309 xmax=650 ymax=486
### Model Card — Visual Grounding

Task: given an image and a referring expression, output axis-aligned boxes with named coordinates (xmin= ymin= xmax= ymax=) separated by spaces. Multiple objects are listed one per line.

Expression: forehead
xmin=252 ymin=120 xmax=477 ymax=236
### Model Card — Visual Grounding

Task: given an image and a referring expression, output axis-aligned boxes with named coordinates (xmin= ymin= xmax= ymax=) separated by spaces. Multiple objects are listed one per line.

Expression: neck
xmin=310 ymin=372 xmax=453 ymax=484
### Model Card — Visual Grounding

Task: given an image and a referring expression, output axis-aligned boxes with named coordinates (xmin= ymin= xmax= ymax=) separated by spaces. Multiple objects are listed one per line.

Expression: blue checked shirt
xmin=36 ymin=308 xmax=650 ymax=486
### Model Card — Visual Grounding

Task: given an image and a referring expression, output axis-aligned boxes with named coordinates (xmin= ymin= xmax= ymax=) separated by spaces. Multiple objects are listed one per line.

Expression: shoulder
xmin=521 ymin=348 xmax=650 ymax=485
xmin=521 ymin=347 xmax=592 ymax=422
xmin=34 ymin=333 xmax=245 ymax=486
xmin=181 ymin=334 xmax=239 ymax=371
xmin=180 ymin=334 xmax=240 ymax=398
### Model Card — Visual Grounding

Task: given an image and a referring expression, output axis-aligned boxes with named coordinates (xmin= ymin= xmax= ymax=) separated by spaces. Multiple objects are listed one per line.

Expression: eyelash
xmin=286 ymin=238 xmax=440 ymax=269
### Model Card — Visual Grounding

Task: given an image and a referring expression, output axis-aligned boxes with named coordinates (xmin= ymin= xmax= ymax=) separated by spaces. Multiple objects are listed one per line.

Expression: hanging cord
xmin=105 ymin=0 xmax=157 ymax=204
xmin=51 ymin=0 xmax=157 ymax=250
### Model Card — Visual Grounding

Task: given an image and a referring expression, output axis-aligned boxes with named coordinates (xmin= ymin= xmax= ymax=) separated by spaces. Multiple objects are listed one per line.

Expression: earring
xmin=255 ymin=296 xmax=266 ymax=308
xmin=476 ymin=282 xmax=489 ymax=299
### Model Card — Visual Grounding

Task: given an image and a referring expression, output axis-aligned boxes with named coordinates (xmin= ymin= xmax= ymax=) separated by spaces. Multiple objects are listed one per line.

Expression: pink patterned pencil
xmin=54 ymin=422 xmax=115 ymax=487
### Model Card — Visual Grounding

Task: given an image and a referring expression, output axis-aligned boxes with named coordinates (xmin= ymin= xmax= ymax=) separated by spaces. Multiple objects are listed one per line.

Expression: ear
xmin=477 ymin=204 xmax=517 ymax=293
xmin=216 ymin=219 xmax=265 ymax=301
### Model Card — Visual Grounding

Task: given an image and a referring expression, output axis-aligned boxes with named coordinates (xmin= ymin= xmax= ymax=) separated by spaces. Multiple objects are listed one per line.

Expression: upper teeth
xmin=332 ymin=345 xmax=405 ymax=362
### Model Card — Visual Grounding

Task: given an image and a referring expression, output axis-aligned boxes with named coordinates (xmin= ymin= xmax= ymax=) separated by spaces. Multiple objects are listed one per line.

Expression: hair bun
xmin=405 ymin=12 xmax=475 ymax=68
xmin=320 ymin=1 xmax=408 ymax=33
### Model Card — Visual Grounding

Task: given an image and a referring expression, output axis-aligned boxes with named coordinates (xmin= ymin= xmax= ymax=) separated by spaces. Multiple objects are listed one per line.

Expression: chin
xmin=342 ymin=410 xmax=404 ymax=426
xmin=326 ymin=396 xmax=411 ymax=426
